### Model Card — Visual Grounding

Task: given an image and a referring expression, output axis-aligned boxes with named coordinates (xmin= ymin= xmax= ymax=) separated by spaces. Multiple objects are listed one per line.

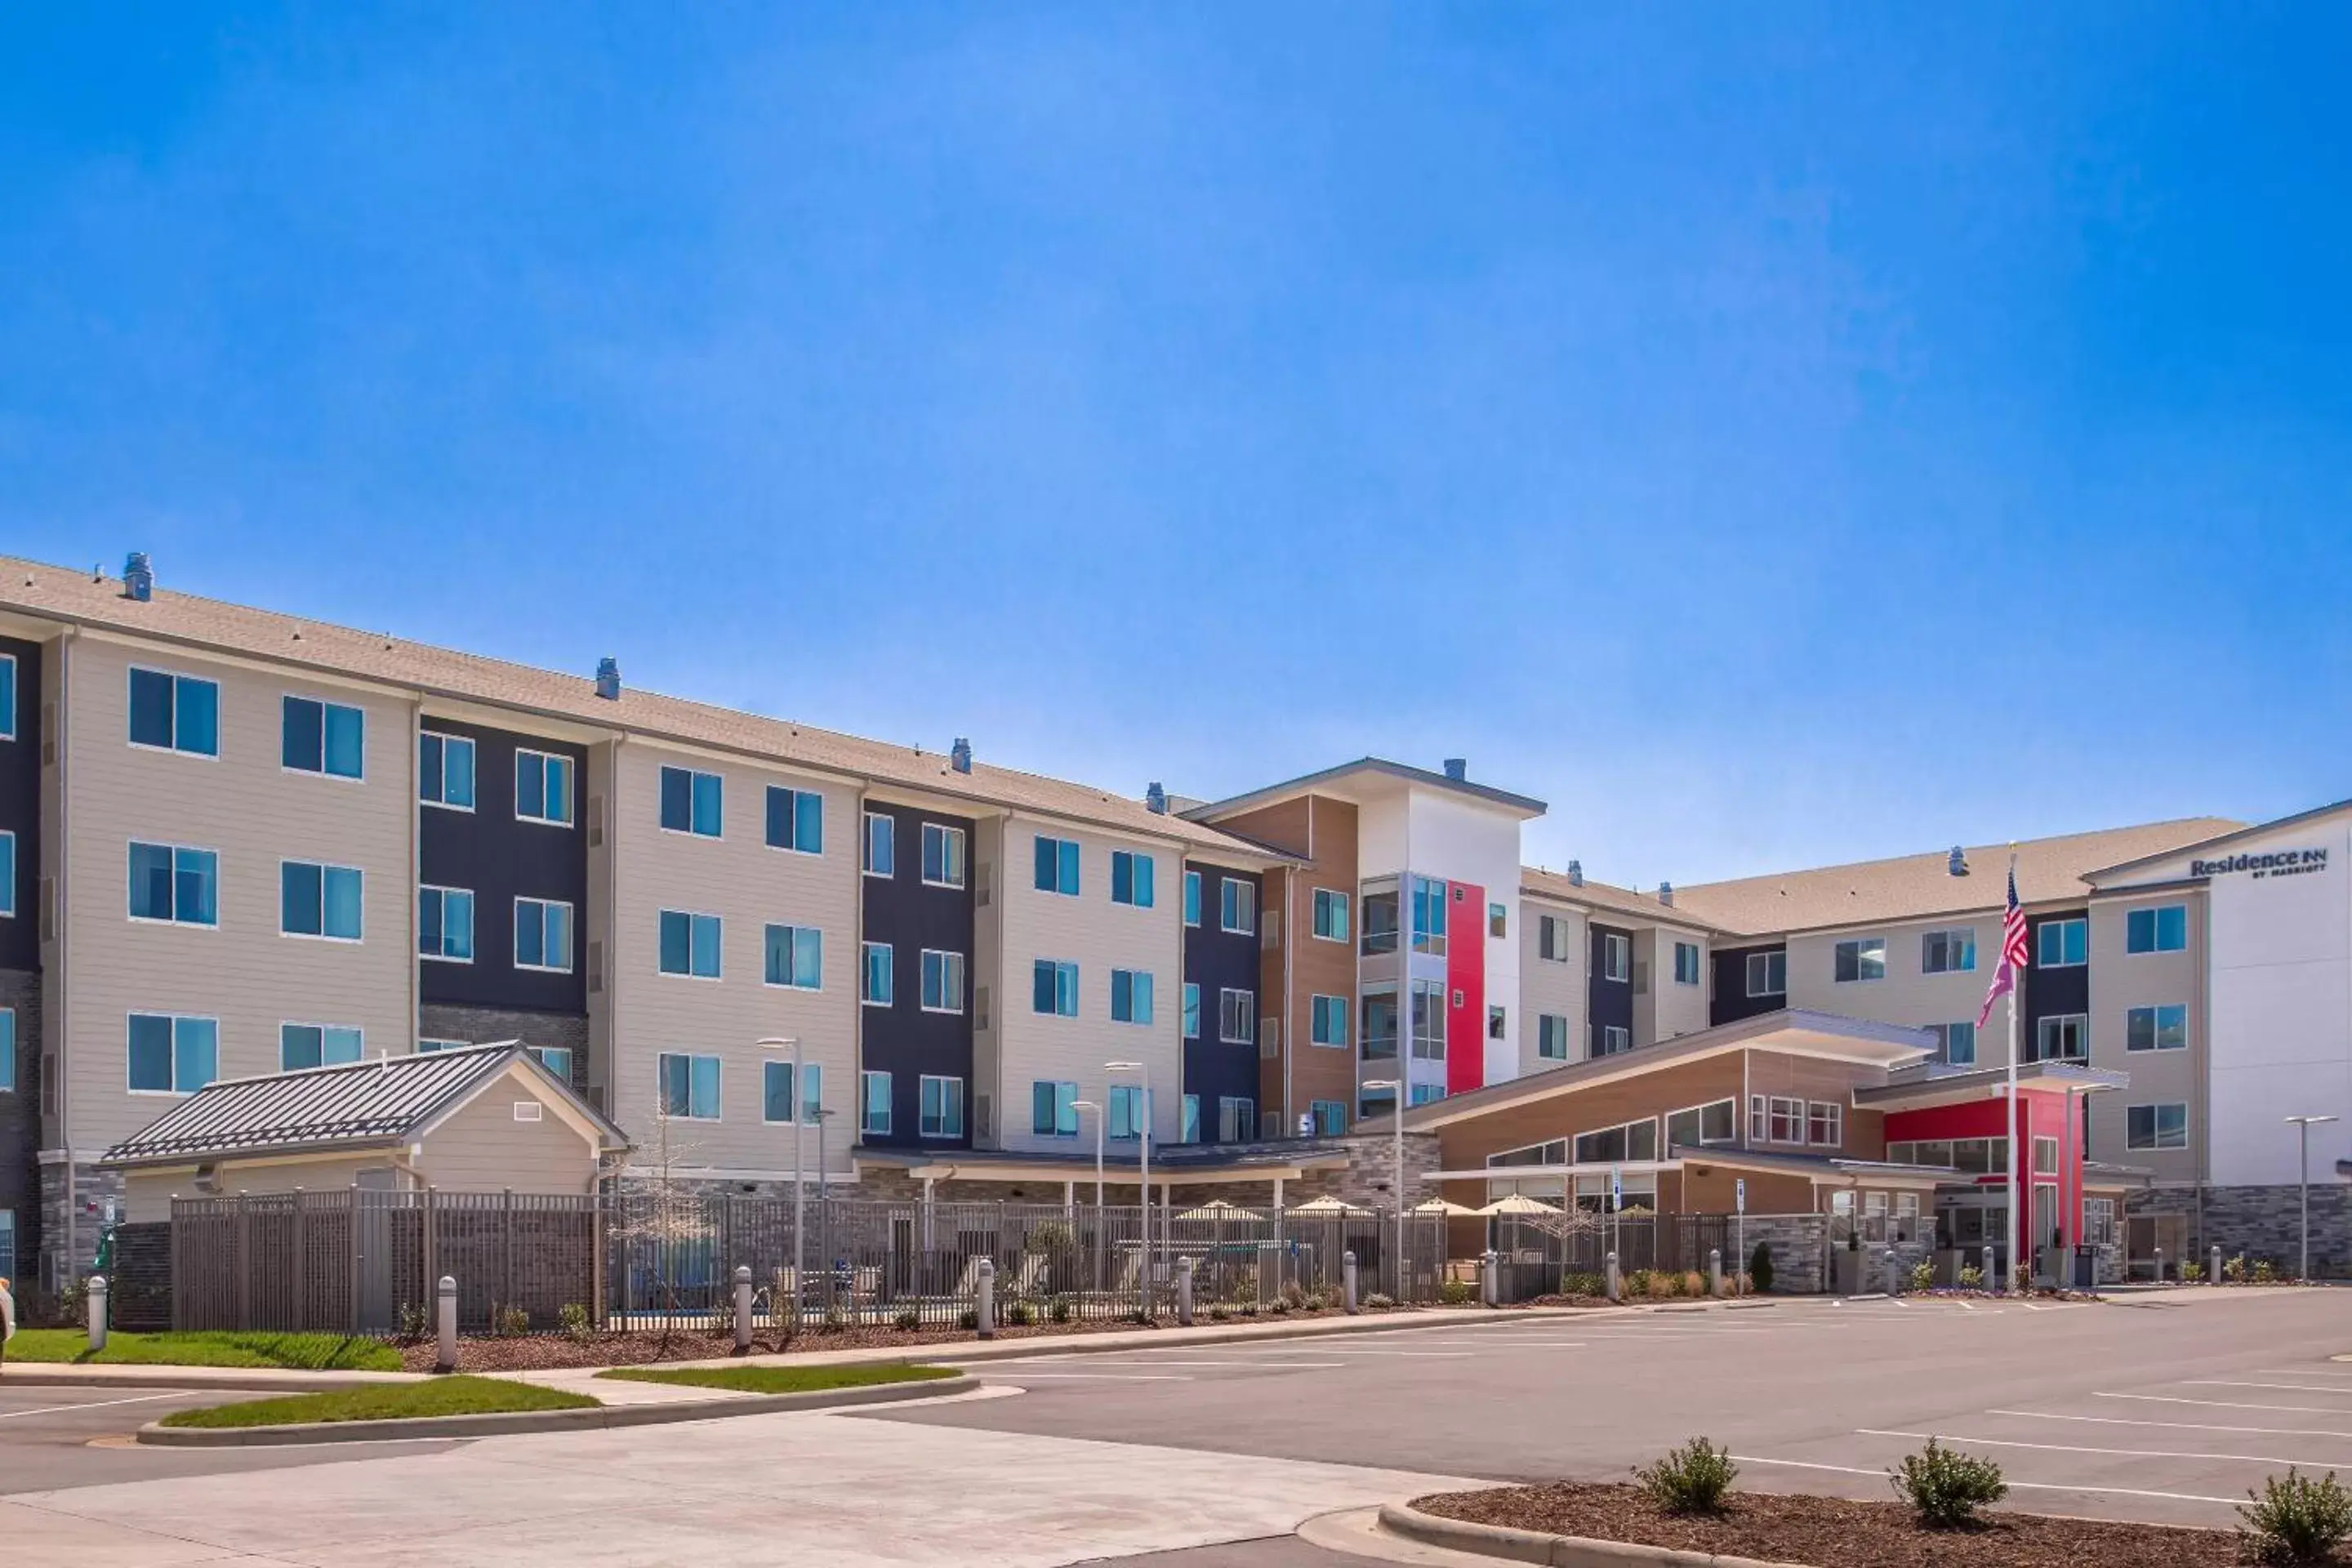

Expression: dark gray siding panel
xmin=0 ymin=635 xmax=40 ymax=973
xmin=1183 ymin=863 xmax=1261 ymax=1143
xmin=858 ymin=804 xmax=976 ymax=1151
xmin=1588 ymin=923 xmax=1635 ymax=1045
xmin=2025 ymin=911 xmax=2090 ymax=1051
xmin=1711 ymin=943 xmax=1787 ymax=1027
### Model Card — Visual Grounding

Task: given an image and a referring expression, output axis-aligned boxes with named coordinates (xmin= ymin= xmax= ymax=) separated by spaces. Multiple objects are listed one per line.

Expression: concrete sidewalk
xmin=0 ymin=1361 xmax=424 ymax=1392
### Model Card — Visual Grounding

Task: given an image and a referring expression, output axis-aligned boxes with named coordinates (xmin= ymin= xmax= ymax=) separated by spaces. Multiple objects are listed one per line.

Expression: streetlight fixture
xmin=2286 ymin=1114 xmax=2341 ymax=1282
xmin=757 ymin=1037 xmax=804 ymax=1308
xmin=1107 ymin=1062 xmax=1152 ymax=1281
xmin=1364 ymin=1079 xmax=1405 ymax=1298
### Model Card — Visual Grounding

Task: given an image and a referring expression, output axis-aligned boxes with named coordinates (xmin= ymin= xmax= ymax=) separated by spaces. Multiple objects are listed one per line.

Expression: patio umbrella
xmin=1410 ymin=1197 xmax=1479 ymax=1217
xmin=1476 ymin=1194 xmax=1563 ymax=1216
xmin=1177 ymin=1199 xmax=1263 ymax=1221
xmin=1287 ymin=1195 xmax=1370 ymax=1214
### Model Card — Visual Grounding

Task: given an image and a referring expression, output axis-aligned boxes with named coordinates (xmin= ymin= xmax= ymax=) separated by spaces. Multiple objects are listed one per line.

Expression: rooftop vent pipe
xmin=1659 ymin=881 xmax=1674 ymax=906
xmin=950 ymin=737 xmax=973 ymax=774
xmin=123 ymin=552 xmax=154 ymax=602
xmin=1442 ymin=757 xmax=1468 ymax=782
xmin=1949 ymin=845 xmax=1969 ymax=876
xmin=1567 ymin=859 xmax=1584 ymax=887
xmin=1146 ymin=782 xmax=1168 ymax=814
xmin=595 ymin=657 xmax=622 ymax=700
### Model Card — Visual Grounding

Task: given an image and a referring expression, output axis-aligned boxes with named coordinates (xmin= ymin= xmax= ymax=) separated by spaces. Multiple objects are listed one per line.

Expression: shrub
xmin=1049 ymin=1296 xmax=1072 ymax=1324
xmin=1004 ymin=1301 xmax=1034 ymax=1327
xmin=1126 ymin=1308 xmax=1153 ymax=1325
xmin=1438 ymin=1277 xmax=1477 ymax=1306
xmin=1364 ymin=1292 xmax=1396 ymax=1310
xmin=1636 ymin=1437 xmax=1739 ymax=1515
xmin=1682 ymin=1271 xmax=1706 ymax=1298
xmin=1238 ymin=1301 xmax=1258 ymax=1316
xmin=2254 ymin=1259 xmax=2280 ymax=1285
xmin=1909 ymin=1261 xmax=1935 ymax=1294
xmin=495 ymin=1304 xmax=530 ymax=1337
xmin=1281 ymin=1281 xmax=1311 ymax=1311
xmin=559 ymin=1302 xmax=591 ymax=1339
xmin=1561 ymin=1271 xmax=1604 ymax=1298
xmin=894 ymin=1308 xmax=922 ymax=1331
xmin=1627 ymin=1268 xmax=1655 ymax=1298
xmin=1027 ymin=1219 xmax=1076 ymax=1254
xmin=1652 ymin=1270 xmax=1682 ymax=1298
xmin=1958 ymin=1264 xmax=1984 ymax=1290
xmin=1891 ymin=1438 xmax=2007 ymax=1527
xmin=1209 ymin=1303 xmax=1231 ymax=1321
xmin=2238 ymin=1468 xmax=2352 ymax=1565
xmin=2226 ymin=1254 xmax=2251 ymax=1284
xmin=2180 ymin=1260 xmax=2205 ymax=1284
xmin=956 ymin=1307 xmax=979 ymax=1330
xmin=1231 ymin=1274 xmax=1258 ymax=1304
xmin=397 ymin=1300 xmax=429 ymax=1342
xmin=1267 ymin=1297 xmax=1292 ymax=1316
xmin=1748 ymin=1242 xmax=1775 ymax=1294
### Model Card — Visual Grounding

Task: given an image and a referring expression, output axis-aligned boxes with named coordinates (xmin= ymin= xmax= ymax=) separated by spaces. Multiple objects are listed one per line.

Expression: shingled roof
xmin=99 ymin=1044 xmax=625 ymax=1169
xmin=1519 ymin=866 xmax=1730 ymax=934
xmin=0 ymin=555 xmax=1278 ymax=858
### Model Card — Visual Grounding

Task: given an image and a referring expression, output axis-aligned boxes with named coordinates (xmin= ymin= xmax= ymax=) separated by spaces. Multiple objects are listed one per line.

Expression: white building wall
xmin=1784 ymin=914 xmax=2011 ymax=1067
xmin=1404 ymin=788 xmax=1526 ymax=1086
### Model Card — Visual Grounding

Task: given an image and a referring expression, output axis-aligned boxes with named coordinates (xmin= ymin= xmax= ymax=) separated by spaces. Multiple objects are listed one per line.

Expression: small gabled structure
xmin=100 ymin=1043 xmax=629 ymax=1219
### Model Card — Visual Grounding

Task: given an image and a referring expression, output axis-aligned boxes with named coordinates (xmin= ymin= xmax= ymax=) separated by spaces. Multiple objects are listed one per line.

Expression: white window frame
xmin=1183 ymin=870 xmax=1201 ymax=928
xmin=280 ymin=694 xmax=366 ymax=782
xmin=657 ymin=1052 xmax=723 ymax=1121
xmin=419 ymin=730 xmax=477 ymax=812
xmin=1767 ymin=1095 xmax=1804 ymax=1144
xmin=1183 ymin=982 xmax=1200 ymax=1040
xmin=2126 ymin=903 xmax=2189 ymax=956
xmin=0 ymin=1005 xmax=14 ymax=1094
xmin=1033 ymin=1080 xmax=1080 ymax=1138
xmin=1833 ymin=937 xmax=1886 ymax=983
xmin=0 ymin=650 xmax=14 ymax=741
xmin=1536 ymin=1013 xmax=1570 ymax=1060
xmin=764 ymin=785 xmax=824 ymax=857
xmin=1309 ymin=993 xmax=1348 ymax=1048
xmin=658 ymin=765 xmax=724 ymax=838
xmin=1597 ymin=1024 xmax=1630 ymax=1057
xmin=1572 ymin=1116 xmax=1659 ymax=1166
xmin=1033 ymin=959 xmax=1080 ymax=1018
xmin=1220 ymin=876 xmax=1256 ymax=935
xmin=2127 ymin=1102 xmax=2189 ymax=1152
xmin=1664 ymin=1098 xmax=1738 ymax=1148
xmin=1673 ymin=941 xmax=1701 ymax=986
xmin=920 ymin=949 xmax=966 ymax=1013
xmin=2035 ymin=1012 xmax=2088 ymax=1062
xmin=2125 ymin=1003 xmax=2189 ymax=1053
xmin=1310 ymin=1099 xmax=1346 ymax=1137
xmin=1538 ymin=914 xmax=1571 ymax=963
xmin=1600 ymin=932 xmax=1631 ymax=982
xmin=127 ymin=666 xmax=220 ymax=760
xmin=514 ymin=896 xmax=575 ymax=973
xmin=1110 ymin=849 xmax=1155 ymax=909
xmin=127 ymin=1010 xmax=219 ymax=1095
xmin=862 ymin=941 xmax=895 ymax=1006
xmin=1745 ymin=950 xmax=1787 ymax=997
xmin=2037 ymin=916 xmax=2088 ymax=969
xmin=279 ymin=858 xmax=364 ymax=943
xmin=920 ymin=822 xmax=967 ymax=889
xmin=514 ymin=748 xmax=575 ymax=826
xmin=420 ymin=884 xmax=476 ymax=963
xmin=919 ymin=1074 xmax=965 ymax=1140
xmin=656 ymin=907 xmax=722 ymax=980
xmin=279 ymin=1021 xmax=365 ymax=1071
xmin=1218 ymin=1095 xmax=1255 ymax=1143
xmin=1806 ymin=1100 xmax=1843 ymax=1147
xmin=127 ymin=840 xmax=220 ymax=929
xmin=863 ymin=811 xmax=895 ymax=878
xmin=1218 ymin=987 xmax=1255 ymax=1045
xmin=1033 ymin=835 xmax=1081 ymax=897
xmin=763 ymin=923 xmax=823 ymax=991
xmin=0 ymin=828 xmax=13 ymax=920
xmin=1311 ymin=888 xmax=1350 ymax=943
xmin=1110 ymin=968 xmax=1153 ymax=1026
xmin=417 ymin=1038 xmax=468 ymax=1054
xmin=1921 ymin=927 xmax=1976 ymax=974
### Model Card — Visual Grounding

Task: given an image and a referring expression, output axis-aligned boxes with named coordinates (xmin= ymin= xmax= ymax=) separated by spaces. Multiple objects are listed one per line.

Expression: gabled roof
xmin=1185 ymin=756 xmax=1546 ymax=822
xmin=98 ymin=1044 xmax=627 ymax=1169
xmin=1664 ymin=817 xmax=2243 ymax=938
xmin=0 ymin=555 xmax=1272 ymax=858
xmin=1519 ymin=866 xmax=1730 ymax=935
xmin=2085 ymin=797 xmax=2352 ymax=882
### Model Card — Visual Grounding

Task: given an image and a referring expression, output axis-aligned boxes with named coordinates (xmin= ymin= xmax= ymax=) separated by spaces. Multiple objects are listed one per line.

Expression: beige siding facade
xmin=1519 ymin=897 xmax=1586 ymax=1073
xmin=995 ymin=813 xmax=1183 ymax=1153
xmin=1637 ymin=925 xmax=1712 ymax=1045
xmin=2088 ymin=889 xmax=2207 ymax=1183
xmin=1785 ymin=915 xmax=2007 ymax=1067
xmin=605 ymin=739 xmax=858 ymax=1174
xmin=421 ymin=1066 xmax=604 ymax=1192
xmin=61 ymin=634 xmax=418 ymax=1153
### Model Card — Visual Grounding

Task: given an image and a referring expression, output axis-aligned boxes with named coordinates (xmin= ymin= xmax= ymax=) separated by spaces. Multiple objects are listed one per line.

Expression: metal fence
xmin=1486 ymin=1212 xmax=1735 ymax=1303
xmin=171 ymin=1192 xmax=1449 ymax=1335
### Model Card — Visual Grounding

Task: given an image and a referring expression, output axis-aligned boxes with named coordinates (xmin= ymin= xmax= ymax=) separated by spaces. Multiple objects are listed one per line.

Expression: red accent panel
xmin=1446 ymin=881 xmax=1485 ymax=1096
xmin=1883 ymin=1089 xmax=2082 ymax=1263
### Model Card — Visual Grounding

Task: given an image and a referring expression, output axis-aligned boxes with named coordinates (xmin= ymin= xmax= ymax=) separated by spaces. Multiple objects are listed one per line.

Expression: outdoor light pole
xmin=1072 ymin=1099 xmax=1103 ymax=1205
xmin=2286 ymin=1115 xmax=2340 ymax=1282
xmin=1364 ymin=1079 xmax=1403 ymax=1296
xmin=757 ymin=1036 xmax=804 ymax=1306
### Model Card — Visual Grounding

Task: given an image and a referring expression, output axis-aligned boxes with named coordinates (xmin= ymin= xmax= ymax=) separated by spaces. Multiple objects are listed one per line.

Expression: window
xmin=1032 ymin=1080 xmax=1081 ymax=1137
xmin=1486 ymin=1004 xmax=1506 ymax=1040
xmin=1833 ymin=938 xmax=1886 ymax=982
xmin=1032 ymin=960 xmax=1080 ymax=1017
xmin=1218 ymin=1096 xmax=1254 ymax=1143
xmin=764 ymin=786 xmax=822 ymax=854
xmin=1107 ymin=1084 xmax=1148 ymax=1140
xmin=127 ymin=1013 xmax=217 ymax=1094
xmin=282 ymin=696 xmax=364 ymax=778
xmin=1221 ymin=876 xmax=1256 ymax=934
xmin=1183 ymin=982 xmax=1200 ymax=1040
xmin=530 ymin=1045 xmax=573 ymax=1081
xmin=2127 ymin=904 xmax=2189 ymax=955
xmin=1311 ymin=1099 xmax=1346 ymax=1137
xmin=281 ymin=1022 xmax=363 ymax=1071
xmin=1410 ymin=876 xmax=1446 ymax=955
xmin=1537 ymin=1014 xmax=1570 ymax=1060
xmin=2035 ymin=1013 xmax=2087 ymax=1062
xmin=1111 ymin=849 xmax=1155 ymax=907
xmin=1596 ymin=1024 xmax=1630 ymax=1057
xmin=920 ymin=949 xmax=965 ymax=1013
xmin=1573 ymin=1118 xmax=1659 ymax=1165
xmin=920 ymin=822 xmax=967 ymax=888
xmin=657 ymin=1053 xmax=721 ymax=1120
xmin=1312 ymin=889 xmax=1350 ymax=942
xmin=128 ymin=668 xmax=219 ymax=756
xmin=764 ymin=924 xmax=823 ymax=990
xmin=1538 ymin=914 xmax=1572 ymax=962
xmin=419 ymin=732 xmax=476 ymax=809
xmin=862 ymin=941 xmax=894 ymax=1005
xmin=2127 ymin=1102 xmax=2189 ymax=1151
xmin=1807 ymin=1101 xmax=1843 ymax=1147
xmin=128 ymin=842 xmax=218 ymax=926
xmin=1311 ymin=994 xmax=1349 ymax=1048
xmin=859 ymin=1070 xmax=892 ymax=1134
xmin=863 ymin=812 xmax=894 ymax=877
xmin=514 ymin=898 xmax=574 ymax=972
xmin=1665 ymin=1100 xmax=1737 ymax=1148
xmin=1183 ymin=870 xmax=1201 ymax=927
xmin=0 ymin=831 xmax=11 ymax=918
xmin=1745 ymin=951 xmax=1787 ymax=997
xmin=1488 ymin=902 xmax=1507 ymax=939
xmin=1599 ymin=932 xmax=1631 ymax=982
xmin=1922 ymin=928 xmax=1977 ymax=974
xmin=1928 ymin=1021 xmax=1977 ymax=1066
xmin=419 ymin=886 xmax=475 ymax=961
xmin=1032 ymin=835 xmax=1080 ymax=895
xmin=515 ymin=750 xmax=573 ymax=826
xmin=1765 ymin=1096 xmax=1805 ymax=1143
xmin=1361 ymin=988 xmax=1398 ymax=1059
xmin=1409 ymin=1083 xmax=1446 ymax=1107
xmin=1673 ymin=942 xmax=1701 ymax=986
xmin=2034 ymin=1135 xmax=2059 ymax=1174
xmin=2127 ymin=1003 xmax=2189 ymax=1053
xmin=1110 ymin=969 xmax=1154 ymax=1025
xmin=763 ymin=1061 xmax=822 ymax=1124
xmin=1218 ymin=987 xmax=1255 ymax=1045
xmin=1408 ymin=979 xmax=1446 ymax=1059
xmin=1361 ymin=887 xmax=1400 ymax=954
xmin=417 ymin=1038 xmax=467 ymax=1053
xmin=1175 ymin=1094 xmax=1198 ymax=1143
xmin=659 ymin=766 xmax=723 ymax=836
xmin=2037 ymin=916 xmax=2087 ymax=968
xmin=0 ymin=1008 xmax=12 ymax=1093
xmin=0 ymin=652 xmax=11 ymax=740
xmin=2085 ymin=1196 xmax=2118 ymax=1246
xmin=920 ymin=1076 xmax=965 ymax=1138
xmin=657 ymin=909 xmax=722 ymax=978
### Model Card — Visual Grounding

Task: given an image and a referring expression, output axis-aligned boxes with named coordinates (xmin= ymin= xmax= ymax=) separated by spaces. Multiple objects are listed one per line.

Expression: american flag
xmin=1977 ymin=865 xmax=2029 ymax=1029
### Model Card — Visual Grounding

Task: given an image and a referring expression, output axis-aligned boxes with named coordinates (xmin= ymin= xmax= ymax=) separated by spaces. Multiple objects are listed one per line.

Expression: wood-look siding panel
xmin=1287 ymin=797 xmax=1358 ymax=1129
xmin=1435 ymin=1054 xmax=1748 ymax=1169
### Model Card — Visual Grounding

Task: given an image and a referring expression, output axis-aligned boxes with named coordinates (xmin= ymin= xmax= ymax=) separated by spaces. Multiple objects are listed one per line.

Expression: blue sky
xmin=3 ymin=5 xmax=2347 ymax=884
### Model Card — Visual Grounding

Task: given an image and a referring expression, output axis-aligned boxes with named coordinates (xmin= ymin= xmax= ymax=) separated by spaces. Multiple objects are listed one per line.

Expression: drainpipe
xmin=55 ymin=626 xmax=74 ymax=1286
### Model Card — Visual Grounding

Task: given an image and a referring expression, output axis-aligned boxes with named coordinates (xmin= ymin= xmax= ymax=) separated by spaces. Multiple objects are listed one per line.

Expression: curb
xmin=1378 ymin=1503 xmax=1808 ymax=1568
xmin=134 ymin=1371 xmax=978 ymax=1446
xmin=0 ymin=1366 xmax=422 ymax=1392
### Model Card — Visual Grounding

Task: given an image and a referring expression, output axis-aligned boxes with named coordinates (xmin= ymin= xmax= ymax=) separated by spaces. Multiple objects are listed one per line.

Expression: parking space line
xmin=2096 ymin=1393 xmax=2352 ymax=1415
xmin=1990 ymin=1409 xmax=2352 ymax=1441
xmin=0 ymin=1392 xmax=187 ymax=1421
xmin=1857 ymin=1428 xmax=2352 ymax=1468
xmin=982 ymin=1373 xmax=1194 ymax=1381
xmin=2253 ymin=1368 xmax=2352 ymax=1379
xmin=969 ymin=1357 xmax=1346 ymax=1369
xmin=2184 ymin=1381 xmax=2352 ymax=1396
xmin=1731 ymin=1455 xmax=2239 ymax=1505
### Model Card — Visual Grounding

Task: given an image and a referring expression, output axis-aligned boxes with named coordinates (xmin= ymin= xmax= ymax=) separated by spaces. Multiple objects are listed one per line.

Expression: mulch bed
xmin=1413 ymin=1483 xmax=2257 ymax=1568
xmin=398 ymin=1303 xmax=1436 ymax=1372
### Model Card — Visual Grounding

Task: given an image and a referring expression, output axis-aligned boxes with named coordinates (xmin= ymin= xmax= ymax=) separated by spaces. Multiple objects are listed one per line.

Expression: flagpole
xmin=2006 ymin=850 xmax=2022 ymax=1296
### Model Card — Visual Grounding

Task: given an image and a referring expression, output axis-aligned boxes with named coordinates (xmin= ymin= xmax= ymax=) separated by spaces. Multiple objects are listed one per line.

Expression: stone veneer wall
xmin=417 ymin=1005 xmax=591 ymax=1093
xmin=39 ymin=1160 xmax=125 ymax=1287
xmin=2129 ymin=1185 xmax=2352 ymax=1279
xmin=1731 ymin=1214 xmax=1831 ymax=1294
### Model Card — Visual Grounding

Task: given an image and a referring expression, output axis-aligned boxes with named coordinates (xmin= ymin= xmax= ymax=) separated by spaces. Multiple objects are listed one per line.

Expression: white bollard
xmin=1342 ymin=1250 xmax=1359 ymax=1314
xmin=2154 ymin=1245 xmax=2165 ymax=1286
xmin=975 ymin=1257 xmax=996 ymax=1339
xmin=1481 ymin=1250 xmax=1500 ymax=1308
xmin=2210 ymin=1245 xmax=2223 ymax=1286
xmin=435 ymin=1275 xmax=457 ymax=1373
xmin=1176 ymin=1258 xmax=1195 ymax=1327
xmin=1980 ymin=1244 xmax=1995 ymax=1294
xmin=733 ymin=1264 xmax=753 ymax=1351
xmin=1605 ymin=1250 xmax=1621 ymax=1303
xmin=87 ymin=1275 xmax=109 ymax=1353
xmin=1708 ymin=1248 xmax=1723 ymax=1299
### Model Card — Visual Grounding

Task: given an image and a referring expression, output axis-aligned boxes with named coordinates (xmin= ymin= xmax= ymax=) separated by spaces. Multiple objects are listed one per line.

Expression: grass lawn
xmin=597 ymin=1363 xmax=959 ymax=1396
xmin=6 ymin=1329 xmax=403 ymax=1371
xmin=158 ymin=1375 xmax=597 ymax=1429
